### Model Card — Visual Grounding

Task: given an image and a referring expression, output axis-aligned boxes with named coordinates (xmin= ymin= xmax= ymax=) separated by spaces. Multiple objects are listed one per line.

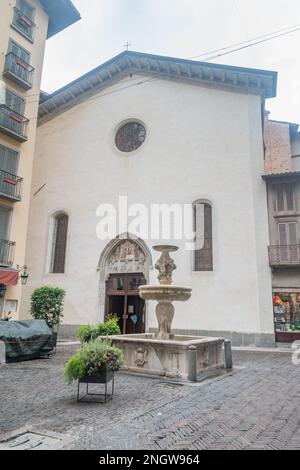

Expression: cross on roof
xmin=124 ymin=42 xmax=132 ymax=51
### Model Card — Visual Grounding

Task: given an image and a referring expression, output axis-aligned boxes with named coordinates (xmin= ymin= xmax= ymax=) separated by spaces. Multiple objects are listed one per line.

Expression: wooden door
xmin=105 ymin=273 xmax=146 ymax=334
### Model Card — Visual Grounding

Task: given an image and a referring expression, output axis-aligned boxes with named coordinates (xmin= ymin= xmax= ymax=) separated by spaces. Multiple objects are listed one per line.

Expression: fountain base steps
xmin=109 ymin=334 xmax=225 ymax=381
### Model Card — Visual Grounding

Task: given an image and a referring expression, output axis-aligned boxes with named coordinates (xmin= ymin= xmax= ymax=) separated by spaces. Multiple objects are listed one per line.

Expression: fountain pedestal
xmin=155 ymin=302 xmax=174 ymax=340
xmin=108 ymin=245 xmax=226 ymax=381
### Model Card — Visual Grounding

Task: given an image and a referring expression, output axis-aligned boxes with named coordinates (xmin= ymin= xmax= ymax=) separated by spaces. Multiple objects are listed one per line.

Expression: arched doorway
xmin=98 ymin=235 xmax=152 ymax=334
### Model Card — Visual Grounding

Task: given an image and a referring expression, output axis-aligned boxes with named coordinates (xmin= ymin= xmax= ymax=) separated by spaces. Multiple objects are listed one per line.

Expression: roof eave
xmin=262 ymin=171 xmax=300 ymax=181
xmin=38 ymin=51 xmax=278 ymax=123
xmin=40 ymin=0 xmax=81 ymax=39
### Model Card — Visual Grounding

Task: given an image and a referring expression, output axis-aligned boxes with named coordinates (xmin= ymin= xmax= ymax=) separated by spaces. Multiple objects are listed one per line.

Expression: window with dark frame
xmin=6 ymin=39 xmax=32 ymax=85
xmin=12 ymin=0 xmax=35 ymax=41
xmin=5 ymin=88 xmax=25 ymax=115
xmin=0 ymin=144 xmax=19 ymax=175
xmin=273 ymin=183 xmax=296 ymax=214
xmin=51 ymin=214 xmax=69 ymax=274
xmin=194 ymin=201 xmax=213 ymax=272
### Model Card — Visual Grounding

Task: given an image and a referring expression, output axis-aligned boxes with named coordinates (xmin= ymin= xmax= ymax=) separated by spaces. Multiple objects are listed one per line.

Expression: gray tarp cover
xmin=0 ymin=320 xmax=53 ymax=362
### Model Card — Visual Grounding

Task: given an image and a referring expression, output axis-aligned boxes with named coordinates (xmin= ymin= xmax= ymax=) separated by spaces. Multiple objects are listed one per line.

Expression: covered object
xmin=0 ymin=320 xmax=53 ymax=363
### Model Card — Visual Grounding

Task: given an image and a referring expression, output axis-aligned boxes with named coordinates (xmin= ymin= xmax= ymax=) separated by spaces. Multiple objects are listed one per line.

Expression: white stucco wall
xmin=23 ymin=75 xmax=274 ymax=336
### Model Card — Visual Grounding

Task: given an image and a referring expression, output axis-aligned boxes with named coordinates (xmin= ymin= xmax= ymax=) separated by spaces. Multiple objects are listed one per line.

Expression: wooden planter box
xmin=77 ymin=369 xmax=115 ymax=403
xmin=276 ymin=331 xmax=300 ymax=343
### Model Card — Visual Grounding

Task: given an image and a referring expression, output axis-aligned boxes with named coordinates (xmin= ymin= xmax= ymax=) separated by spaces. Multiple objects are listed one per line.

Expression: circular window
xmin=115 ymin=121 xmax=146 ymax=152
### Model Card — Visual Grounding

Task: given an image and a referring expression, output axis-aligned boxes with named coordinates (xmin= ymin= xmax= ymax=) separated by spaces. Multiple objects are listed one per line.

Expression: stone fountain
xmin=109 ymin=245 xmax=225 ymax=381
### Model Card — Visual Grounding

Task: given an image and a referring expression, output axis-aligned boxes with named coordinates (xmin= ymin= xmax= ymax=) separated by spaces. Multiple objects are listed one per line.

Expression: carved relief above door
xmin=107 ymin=239 xmax=146 ymax=274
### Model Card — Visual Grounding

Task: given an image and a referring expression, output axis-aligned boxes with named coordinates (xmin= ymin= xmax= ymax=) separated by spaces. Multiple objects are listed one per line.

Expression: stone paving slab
xmin=0 ymin=345 xmax=299 ymax=450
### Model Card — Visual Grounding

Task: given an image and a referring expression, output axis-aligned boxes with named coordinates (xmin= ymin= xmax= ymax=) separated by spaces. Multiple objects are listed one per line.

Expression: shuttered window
xmin=5 ymin=89 xmax=25 ymax=115
xmin=194 ymin=202 xmax=213 ymax=271
xmin=0 ymin=145 xmax=18 ymax=175
xmin=0 ymin=206 xmax=11 ymax=240
xmin=278 ymin=222 xmax=298 ymax=262
xmin=17 ymin=0 xmax=35 ymax=20
xmin=278 ymin=222 xmax=297 ymax=246
xmin=274 ymin=184 xmax=296 ymax=213
xmin=8 ymin=40 xmax=30 ymax=63
xmin=51 ymin=214 xmax=69 ymax=274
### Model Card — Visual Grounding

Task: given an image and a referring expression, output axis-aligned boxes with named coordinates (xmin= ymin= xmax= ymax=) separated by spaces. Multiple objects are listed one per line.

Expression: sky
xmin=41 ymin=0 xmax=300 ymax=123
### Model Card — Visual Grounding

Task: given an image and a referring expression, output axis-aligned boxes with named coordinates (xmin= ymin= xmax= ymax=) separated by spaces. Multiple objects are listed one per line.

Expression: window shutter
xmin=18 ymin=0 xmax=34 ymax=20
xmin=288 ymin=223 xmax=297 ymax=245
xmin=0 ymin=207 xmax=11 ymax=240
xmin=0 ymin=145 xmax=18 ymax=174
xmin=278 ymin=223 xmax=288 ymax=245
xmin=9 ymin=41 xmax=30 ymax=63
xmin=286 ymin=185 xmax=295 ymax=212
xmin=276 ymin=185 xmax=285 ymax=212
xmin=5 ymin=89 xmax=24 ymax=114
xmin=274 ymin=184 xmax=295 ymax=213
xmin=52 ymin=214 xmax=68 ymax=273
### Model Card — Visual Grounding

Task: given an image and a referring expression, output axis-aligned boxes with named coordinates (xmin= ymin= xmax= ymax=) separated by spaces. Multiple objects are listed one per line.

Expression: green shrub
xmin=64 ymin=352 xmax=86 ymax=384
xmin=77 ymin=325 xmax=95 ymax=344
xmin=95 ymin=314 xmax=121 ymax=337
xmin=77 ymin=315 xmax=121 ymax=343
xmin=31 ymin=286 xmax=65 ymax=327
xmin=64 ymin=340 xmax=124 ymax=384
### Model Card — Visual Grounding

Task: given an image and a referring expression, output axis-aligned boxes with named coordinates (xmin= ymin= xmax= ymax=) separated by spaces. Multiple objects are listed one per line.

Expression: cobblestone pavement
xmin=0 ymin=345 xmax=299 ymax=450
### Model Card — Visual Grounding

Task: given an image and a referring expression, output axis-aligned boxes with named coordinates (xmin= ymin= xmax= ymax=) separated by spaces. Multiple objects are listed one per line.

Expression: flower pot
xmin=77 ymin=368 xmax=115 ymax=403
xmin=79 ymin=369 xmax=114 ymax=384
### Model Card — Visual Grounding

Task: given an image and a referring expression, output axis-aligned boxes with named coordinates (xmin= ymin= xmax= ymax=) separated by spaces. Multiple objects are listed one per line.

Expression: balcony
xmin=0 ymin=170 xmax=23 ymax=202
xmin=269 ymin=245 xmax=300 ymax=267
xmin=4 ymin=53 xmax=34 ymax=90
xmin=11 ymin=7 xmax=35 ymax=42
xmin=0 ymin=105 xmax=29 ymax=142
xmin=0 ymin=240 xmax=16 ymax=267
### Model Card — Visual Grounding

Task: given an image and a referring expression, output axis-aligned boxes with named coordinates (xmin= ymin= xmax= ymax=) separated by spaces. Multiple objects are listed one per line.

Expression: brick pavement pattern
xmin=0 ymin=345 xmax=299 ymax=450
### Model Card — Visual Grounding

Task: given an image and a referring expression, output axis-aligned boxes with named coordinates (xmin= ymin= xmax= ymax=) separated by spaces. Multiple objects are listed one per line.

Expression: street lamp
xmin=17 ymin=265 xmax=29 ymax=285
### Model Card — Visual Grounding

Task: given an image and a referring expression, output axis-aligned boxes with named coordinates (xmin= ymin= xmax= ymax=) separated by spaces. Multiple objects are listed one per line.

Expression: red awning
xmin=0 ymin=269 xmax=19 ymax=286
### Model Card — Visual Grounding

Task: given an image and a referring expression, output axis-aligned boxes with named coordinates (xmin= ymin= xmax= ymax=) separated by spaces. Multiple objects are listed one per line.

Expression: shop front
xmin=273 ymin=291 xmax=300 ymax=343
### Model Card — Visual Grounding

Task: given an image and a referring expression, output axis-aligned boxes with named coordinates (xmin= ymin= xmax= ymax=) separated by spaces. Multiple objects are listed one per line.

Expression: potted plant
xmin=64 ymin=340 xmax=124 ymax=402
xmin=77 ymin=314 xmax=121 ymax=344
xmin=30 ymin=286 xmax=66 ymax=349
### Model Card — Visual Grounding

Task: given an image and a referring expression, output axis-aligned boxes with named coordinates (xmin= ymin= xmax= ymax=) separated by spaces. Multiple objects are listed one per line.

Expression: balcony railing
xmin=0 ymin=105 xmax=29 ymax=142
xmin=0 ymin=240 xmax=16 ymax=266
xmin=269 ymin=245 xmax=300 ymax=267
xmin=4 ymin=53 xmax=34 ymax=90
xmin=0 ymin=169 xmax=23 ymax=202
xmin=11 ymin=7 xmax=35 ymax=41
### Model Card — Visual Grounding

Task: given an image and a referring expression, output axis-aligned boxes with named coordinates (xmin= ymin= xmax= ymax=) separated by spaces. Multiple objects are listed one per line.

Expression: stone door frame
xmin=98 ymin=233 xmax=152 ymax=325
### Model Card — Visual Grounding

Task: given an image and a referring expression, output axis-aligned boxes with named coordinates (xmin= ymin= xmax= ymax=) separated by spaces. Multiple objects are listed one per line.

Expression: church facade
xmin=22 ymin=51 xmax=278 ymax=346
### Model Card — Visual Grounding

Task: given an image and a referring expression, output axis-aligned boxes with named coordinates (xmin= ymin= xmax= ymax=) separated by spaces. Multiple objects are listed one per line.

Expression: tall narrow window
xmin=277 ymin=222 xmax=298 ymax=263
xmin=273 ymin=184 xmax=295 ymax=214
xmin=0 ymin=144 xmax=19 ymax=175
xmin=0 ymin=206 xmax=11 ymax=240
xmin=194 ymin=201 xmax=213 ymax=271
xmin=51 ymin=213 xmax=68 ymax=274
xmin=5 ymin=89 xmax=25 ymax=115
xmin=12 ymin=0 xmax=35 ymax=41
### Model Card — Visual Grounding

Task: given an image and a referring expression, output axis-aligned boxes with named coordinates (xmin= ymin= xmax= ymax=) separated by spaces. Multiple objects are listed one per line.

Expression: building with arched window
xmin=19 ymin=51 xmax=282 ymax=347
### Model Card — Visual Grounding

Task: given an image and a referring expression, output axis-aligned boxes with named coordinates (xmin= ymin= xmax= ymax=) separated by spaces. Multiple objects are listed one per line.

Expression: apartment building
xmin=264 ymin=112 xmax=300 ymax=342
xmin=0 ymin=0 xmax=80 ymax=318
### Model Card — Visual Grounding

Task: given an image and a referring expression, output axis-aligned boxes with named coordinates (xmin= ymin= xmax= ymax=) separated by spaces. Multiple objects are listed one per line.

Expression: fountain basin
xmin=109 ymin=334 xmax=225 ymax=380
xmin=139 ymin=285 xmax=192 ymax=302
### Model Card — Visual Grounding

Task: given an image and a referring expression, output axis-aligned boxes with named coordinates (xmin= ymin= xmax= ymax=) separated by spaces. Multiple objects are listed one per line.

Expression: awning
xmin=0 ymin=268 xmax=19 ymax=286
